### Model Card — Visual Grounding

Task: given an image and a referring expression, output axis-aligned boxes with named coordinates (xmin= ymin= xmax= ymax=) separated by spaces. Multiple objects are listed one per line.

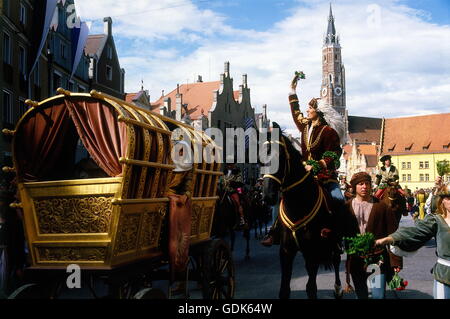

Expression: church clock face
xmin=334 ymin=86 xmax=343 ymax=96
xmin=321 ymin=87 xmax=328 ymax=97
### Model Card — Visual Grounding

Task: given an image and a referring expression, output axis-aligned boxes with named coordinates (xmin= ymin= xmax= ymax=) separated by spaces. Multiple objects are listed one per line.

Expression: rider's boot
xmin=260 ymin=217 xmax=280 ymax=247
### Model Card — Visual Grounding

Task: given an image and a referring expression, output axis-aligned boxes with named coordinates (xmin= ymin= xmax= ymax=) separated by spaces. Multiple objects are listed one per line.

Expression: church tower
xmin=320 ymin=4 xmax=346 ymax=118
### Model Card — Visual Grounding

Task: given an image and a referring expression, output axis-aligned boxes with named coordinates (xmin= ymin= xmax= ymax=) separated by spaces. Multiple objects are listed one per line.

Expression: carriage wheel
xmin=8 ymin=281 xmax=61 ymax=299
xmin=201 ymin=239 xmax=235 ymax=299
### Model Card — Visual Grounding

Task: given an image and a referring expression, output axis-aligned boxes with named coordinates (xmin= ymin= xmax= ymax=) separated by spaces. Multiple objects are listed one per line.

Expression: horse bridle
xmin=262 ymin=138 xmax=310 ymax=192
xmin=262 ymin=137 xmax=325 ymax=248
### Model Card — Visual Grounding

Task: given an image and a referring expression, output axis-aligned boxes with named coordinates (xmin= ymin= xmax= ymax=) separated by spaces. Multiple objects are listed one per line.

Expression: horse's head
xmin=262 ymin=123 xmax=307 ymax=205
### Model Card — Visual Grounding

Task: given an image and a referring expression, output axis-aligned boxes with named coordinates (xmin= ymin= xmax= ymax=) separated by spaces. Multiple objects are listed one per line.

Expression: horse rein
xmin=262 ymin=137 xmax=324 ymax=248
xmin=262 ymin=138 xmax=310 ymax=192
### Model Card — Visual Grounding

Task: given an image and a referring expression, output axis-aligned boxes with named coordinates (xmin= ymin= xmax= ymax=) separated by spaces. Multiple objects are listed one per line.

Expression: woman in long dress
xmin=376 ymin=185 xmax=450 ymax=299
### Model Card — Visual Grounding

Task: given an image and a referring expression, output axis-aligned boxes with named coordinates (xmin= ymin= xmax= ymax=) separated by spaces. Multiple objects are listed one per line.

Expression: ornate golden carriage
xmin=6 ymin=89 xmax=224 ymax=273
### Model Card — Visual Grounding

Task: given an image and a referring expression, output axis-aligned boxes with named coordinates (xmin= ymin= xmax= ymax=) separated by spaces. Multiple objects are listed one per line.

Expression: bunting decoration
xmin=70 ymin=21 xmax=90 ymax=79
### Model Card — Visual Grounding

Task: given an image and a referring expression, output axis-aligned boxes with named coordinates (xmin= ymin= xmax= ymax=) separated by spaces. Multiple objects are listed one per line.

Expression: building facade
xmin=85 ymin=17 xmax=125 ymax=100
xmin=1 ymin=0 xmax=36 ymax=174
xmin=380 ymin=113 xmax=450 ymax=190
xmin=152 ymin=62 xmax=266 ymax=185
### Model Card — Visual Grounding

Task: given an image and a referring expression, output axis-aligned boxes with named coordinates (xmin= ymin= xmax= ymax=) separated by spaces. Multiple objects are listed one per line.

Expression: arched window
xmin=329 ymin=74 xmax=333 ymax=84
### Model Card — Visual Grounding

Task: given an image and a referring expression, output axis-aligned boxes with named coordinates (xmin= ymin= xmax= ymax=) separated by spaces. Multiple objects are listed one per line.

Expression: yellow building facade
xmin=380 ymin=113 xmax=450 ymax=191
xmin=389 ymin=153 xmax=450 ymax=191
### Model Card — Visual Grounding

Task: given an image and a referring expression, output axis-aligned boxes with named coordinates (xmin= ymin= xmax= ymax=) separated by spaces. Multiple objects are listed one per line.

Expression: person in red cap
xmin=344 ymin=172 xmax=402 ymax=299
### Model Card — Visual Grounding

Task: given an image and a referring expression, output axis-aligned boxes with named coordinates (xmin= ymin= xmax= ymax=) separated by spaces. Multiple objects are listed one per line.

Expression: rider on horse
xmin=220 ymin=163 xmax=246 ymax=227
xmin=261 ymin=73 xmax=346 ymax=246
xmin=374 ymin=155 xmax=405 ymax=199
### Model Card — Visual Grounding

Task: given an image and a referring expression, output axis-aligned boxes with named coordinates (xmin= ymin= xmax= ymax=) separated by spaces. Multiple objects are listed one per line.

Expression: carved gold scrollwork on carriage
xmin=114 ymin=213 xmax=140 ymax=255
xmin=139 ymin=209 xmax=161 ymax=249
xmin=37 ymin=247 xmax=107 ymax=262
xmin=191 ymin=203 xmax=202 ymax=236
xmin=158 ymin=207 xmax=167 ymax=218
xmin=34 ymin=196 xmax=113 ymax=234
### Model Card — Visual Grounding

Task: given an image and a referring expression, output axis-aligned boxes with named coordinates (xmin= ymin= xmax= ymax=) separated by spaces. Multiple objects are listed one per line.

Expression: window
xmin=20 ymin=3 xmax=26 ymax=25
xmin=18 ymin=99 xmax=28 ymax=118
xmin=402 ymin=162 xmax=406 ymax=169
xmin=407 ymin=174 xmax=411 ymax=182
xmin=61 ymin=43 xmax=66 ymax=59
xmin=407 ymin=162 xmax=411 ymax=169
xmin=419 ymin=174 xmax=424 ymax=182
xmin=425 ymin=161 xmax=429 ymax=169
xmin=19 ymin=46 xmax=26 ymax=75
xmin=419 ymin=161 xmax=423 ymax=169
xmin=106 ymin=65 xmax=112 ymax=81
xmin=425 ymin=174 xmax=430 ymax=182
xmin=217 ymin=120 xmax=221 ymax=130
xmin=34 ymin=60 xmax=40 ymax=85
xmin=402 ymin=174 xmax=406 ymax=182
xmin=3 ymin=32 xmax=11 ymax=64
xmin=2 ymin=90 xmax=13 ymax=124
xmin=53 ymin=72 xmax=61 ymax=92
xmin=68 ymin=81 xmax=75 ymax=92
xmin=3 ymin=0 xmax=10 ymax=15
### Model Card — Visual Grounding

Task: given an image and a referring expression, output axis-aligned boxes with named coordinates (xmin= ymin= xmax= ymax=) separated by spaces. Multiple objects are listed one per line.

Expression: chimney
xmin=164 ymin=97 xmax=171 ymax=114
xmin=224 ymin=61 xmax=230 ymax=76
xmin=104 ymin=17 xmax=112 ymax=37
xmin=175 ymin=84 xmax=182 ymax=121
xmin=242 ymin=74 xmax=247 ymax=88
xmin=197 ymin=75 xmax=203 ymax=83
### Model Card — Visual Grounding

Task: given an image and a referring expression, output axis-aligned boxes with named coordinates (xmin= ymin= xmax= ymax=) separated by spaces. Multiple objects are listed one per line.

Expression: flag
xmin=70 ymin=21 xmax=90 ymax=79
xmin=29 ymin=0 xmax=58 ymax=77
xmin=49 ymin=7 xmax=58 ymax=31
xmin=244 ymin=116 xmax=256 ymax=149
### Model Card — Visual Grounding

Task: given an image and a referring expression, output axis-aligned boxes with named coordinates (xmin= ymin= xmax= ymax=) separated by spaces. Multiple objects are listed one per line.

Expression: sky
xmin=74 ymin=0 xmax=450 ymax=137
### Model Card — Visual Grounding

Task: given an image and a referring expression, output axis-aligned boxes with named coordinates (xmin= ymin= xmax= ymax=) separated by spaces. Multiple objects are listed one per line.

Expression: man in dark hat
xmin=374 ymin=154 xmax=403 ymax=199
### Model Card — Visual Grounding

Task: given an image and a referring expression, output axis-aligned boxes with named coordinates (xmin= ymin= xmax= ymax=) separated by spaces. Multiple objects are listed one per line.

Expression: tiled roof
xmin=125 ymin=93 xmax=137 ymax=104
xmin=381 ymin=113 xmax=450 ymax=155
xmin=152 ymin=81 xmax=241 ymax=120
xmin=348 ymin=116 xmax=382 ymax=144
xmin=85 ymin=34 xmax=106 ymax=57
xmin=365 ymin=155 xmax=378 ymax=167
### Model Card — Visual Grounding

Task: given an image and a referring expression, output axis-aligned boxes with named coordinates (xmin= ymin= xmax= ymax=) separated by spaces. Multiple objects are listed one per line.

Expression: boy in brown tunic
xmin=345 ymin=172 xmax=402 ymax=299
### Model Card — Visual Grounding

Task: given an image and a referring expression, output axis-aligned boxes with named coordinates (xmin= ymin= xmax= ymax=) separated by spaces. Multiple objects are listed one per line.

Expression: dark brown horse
xmin=213 ymin=187 xmax=251 ymax=259
xmin=262 ymin=130 xmax=343 ymax=299
xmin=382 ymin=182 xmax=408 ymax=223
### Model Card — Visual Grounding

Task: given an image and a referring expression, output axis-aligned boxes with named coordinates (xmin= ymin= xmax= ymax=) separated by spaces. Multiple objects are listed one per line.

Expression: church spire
xmin=324 ymin=3 xmax=337 ymax=46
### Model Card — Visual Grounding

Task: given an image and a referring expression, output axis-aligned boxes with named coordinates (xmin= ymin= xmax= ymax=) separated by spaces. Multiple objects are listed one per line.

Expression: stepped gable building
xmin=380 ymin=113 xmax=450 ymax=190
xmin=152 ymin=62 xmax=266 ymax=185
xmin=84 ymin=17 xmax=125 ymax=99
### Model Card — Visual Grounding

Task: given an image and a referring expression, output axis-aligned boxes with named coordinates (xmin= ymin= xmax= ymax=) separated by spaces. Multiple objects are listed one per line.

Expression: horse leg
xmin=279 ymin=246 xmax=296 ymax=299
xmin=245 ymin=228 xmax=250 ymax=260
xmin=229 ymin=228 xmax=235 ymax=252
xmin=304 ymin=256 xmax=319 ymax=299
xmin=333 ymin=252 xmax=343 ymax=299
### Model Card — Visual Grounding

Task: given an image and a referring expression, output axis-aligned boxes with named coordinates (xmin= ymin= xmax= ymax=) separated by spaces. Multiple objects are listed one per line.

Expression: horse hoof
xmin=334 ymin=284 xmax=343 ymax=299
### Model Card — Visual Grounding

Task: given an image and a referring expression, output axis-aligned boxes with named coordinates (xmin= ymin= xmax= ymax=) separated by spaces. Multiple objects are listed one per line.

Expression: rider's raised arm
xmin=289 ymin=75 xmax=308 ymax=132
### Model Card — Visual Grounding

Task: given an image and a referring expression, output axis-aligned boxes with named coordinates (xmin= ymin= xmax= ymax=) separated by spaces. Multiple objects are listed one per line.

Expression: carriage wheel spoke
xmin=219 ymin=260 xmax=229 ymax=274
